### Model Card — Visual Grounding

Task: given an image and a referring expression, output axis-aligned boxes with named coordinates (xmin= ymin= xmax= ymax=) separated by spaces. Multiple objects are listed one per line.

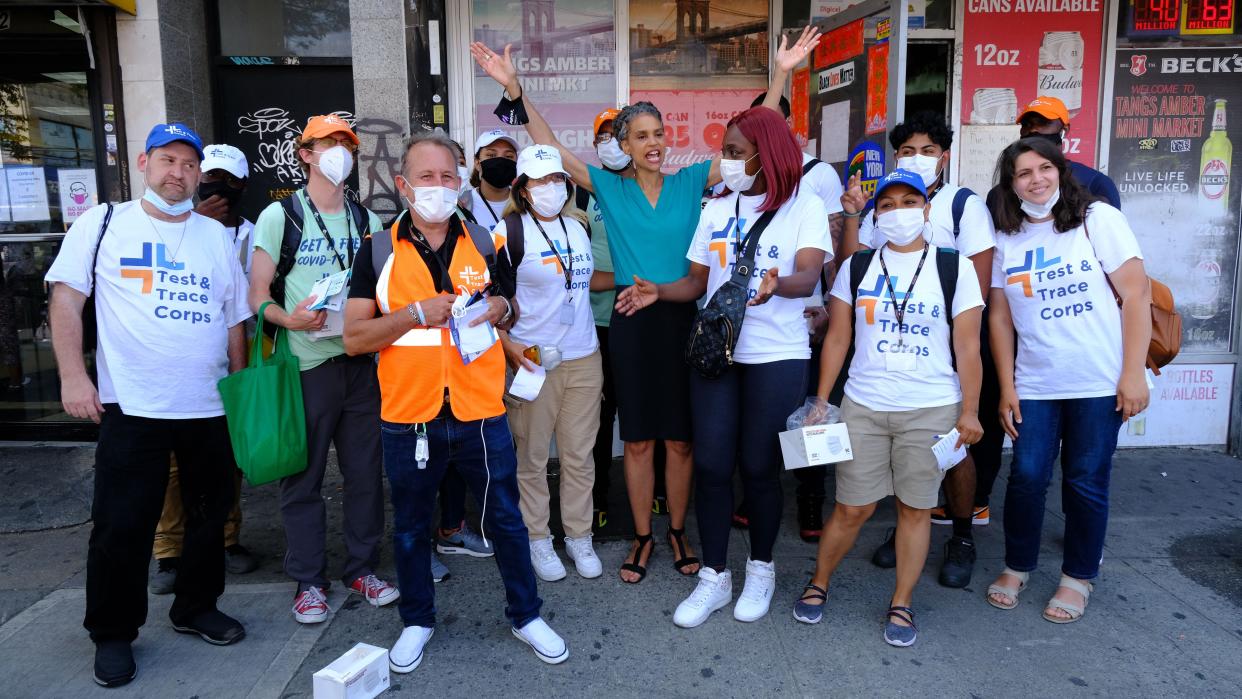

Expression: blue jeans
xmin=382 ymin=413 xmax=542 ymax=629
xmin=1003 ymin=396 xmax=1122 ymax=580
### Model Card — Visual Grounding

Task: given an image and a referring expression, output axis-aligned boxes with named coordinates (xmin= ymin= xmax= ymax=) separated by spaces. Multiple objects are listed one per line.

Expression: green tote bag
xmin=218 ymin=301 xmax=308 ymax=485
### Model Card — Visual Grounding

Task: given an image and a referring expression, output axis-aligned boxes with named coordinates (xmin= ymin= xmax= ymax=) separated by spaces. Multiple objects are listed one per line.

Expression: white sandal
xmin=986 ymin=567 xmax=1029 ymax=610
xmin=1043 ymin=575 xmax=1093 ymax=624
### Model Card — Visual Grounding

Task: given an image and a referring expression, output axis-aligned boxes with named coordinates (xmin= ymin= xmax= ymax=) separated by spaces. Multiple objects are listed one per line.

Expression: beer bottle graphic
xmin=1198 ymin=99 xmax=1231 ymax=219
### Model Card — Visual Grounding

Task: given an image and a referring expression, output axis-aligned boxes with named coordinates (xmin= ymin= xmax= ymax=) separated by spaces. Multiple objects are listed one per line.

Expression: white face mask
xmin=527 ymin=181 xmax=568 ymax=218
xmin=896 ymin=154 xmax=943 ymax=188
xmin=313 ymin=145 xmax=353 ymax=186
xmin=720 ymin=154 xmax=760 ymax=193
xmin=143 ymin=187 xmax=194 ymax=216
xmin=406 ymin=185 xmax=458 ymax=224
xmin=457 ymin=165 xmax=472 ymax=194
xmin=596 ymin=138 xmax=632 ymax=170
xmin=876 ymin=207 xmax=927 ymax=247
xmin=1019 ymin=187 xmax=1061 ymax=220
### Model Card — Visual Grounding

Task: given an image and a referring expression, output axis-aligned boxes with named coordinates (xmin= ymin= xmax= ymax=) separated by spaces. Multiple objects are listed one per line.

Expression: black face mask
xmin=198 ymin=180 xmax=245 ymax=209
xmin=479 ymin=157 xmax=517 ymax=189
xmin=1029 ymin=131 xmax=1064 ymax=148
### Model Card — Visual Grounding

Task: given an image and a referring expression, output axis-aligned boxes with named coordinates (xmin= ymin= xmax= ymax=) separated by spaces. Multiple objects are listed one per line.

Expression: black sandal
xmin=619 ymin=534 xmax=654 ymax=584
xmin=666 ymin=527 xmax=700 ymax=576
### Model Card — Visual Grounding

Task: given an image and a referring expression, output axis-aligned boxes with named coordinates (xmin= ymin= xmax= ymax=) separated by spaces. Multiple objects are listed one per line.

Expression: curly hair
xmin=992 ymin=136 xmax=1095 ymax=234
xmin=612 ymin=101 xmax=662 ymax=143
xmin=889 ymin=111 xmax=954 ymax=151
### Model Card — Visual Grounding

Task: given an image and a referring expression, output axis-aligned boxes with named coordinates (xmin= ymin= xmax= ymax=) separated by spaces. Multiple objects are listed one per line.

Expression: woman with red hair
xmin=616 ymin=106 xmax=832 ymax=627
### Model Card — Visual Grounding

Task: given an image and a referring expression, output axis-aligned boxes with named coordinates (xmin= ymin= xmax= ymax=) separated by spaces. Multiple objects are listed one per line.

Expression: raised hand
xmin=470 ymin=42 xmax=520 ymax=94
xmin=776 ymin=25 xmax=823 ymax=73
xmin=841 ymin=173 xmax=868 ymax=215
xmin=614 ymin=275 xmax=659 ymax=316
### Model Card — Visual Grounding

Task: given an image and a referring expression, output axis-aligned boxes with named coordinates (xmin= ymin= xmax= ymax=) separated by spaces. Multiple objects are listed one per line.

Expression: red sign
xmin=814 ymin=19 xmax=864 ymax=69
xmin=792 ymin=67 xmax=810 ymax=147
xmin=865 ymin=42 xmax=889 ymax=135
xmin=961 ymin=3 xmax=1105 ymax=165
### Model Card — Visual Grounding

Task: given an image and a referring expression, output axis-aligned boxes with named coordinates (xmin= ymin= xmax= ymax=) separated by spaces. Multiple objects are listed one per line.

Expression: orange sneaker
xmin=930 ymin=505 xmax=990 ymax=526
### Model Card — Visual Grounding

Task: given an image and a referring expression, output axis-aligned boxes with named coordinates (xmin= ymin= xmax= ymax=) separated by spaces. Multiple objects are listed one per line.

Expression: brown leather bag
xmin=1085 ymin=218 xmax=1182 ymax=374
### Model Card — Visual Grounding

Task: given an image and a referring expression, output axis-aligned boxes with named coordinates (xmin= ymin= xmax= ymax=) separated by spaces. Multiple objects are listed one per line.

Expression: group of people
xmin=47 ymin=25 xmax=1149 ymax=690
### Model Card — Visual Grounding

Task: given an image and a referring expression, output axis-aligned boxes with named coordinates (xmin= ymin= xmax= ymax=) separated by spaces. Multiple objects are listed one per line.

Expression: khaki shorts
xmin=835 ymin=395 xmax=960 ymax=509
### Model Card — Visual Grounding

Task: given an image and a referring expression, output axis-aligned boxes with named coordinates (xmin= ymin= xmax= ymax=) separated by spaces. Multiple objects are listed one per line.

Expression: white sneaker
xmin=673 ymin=567 xmax=732 ymax=628
xmin=389 ymin=626 xmax=434 ymax=673
xmin=511 ymin=617 xmax=569 ymax=664
xmin=529 ymin=536 xmax=567 ymax=582
xmin=733 ymin=558 xmax=776 ymax=622
xmin=564 ymin=535 xmax=603 ymax=579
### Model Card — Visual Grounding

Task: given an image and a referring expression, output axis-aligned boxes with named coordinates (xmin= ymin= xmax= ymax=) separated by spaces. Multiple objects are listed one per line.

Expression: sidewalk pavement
xmin=0 ymin=444 xmax=1239 ymax=698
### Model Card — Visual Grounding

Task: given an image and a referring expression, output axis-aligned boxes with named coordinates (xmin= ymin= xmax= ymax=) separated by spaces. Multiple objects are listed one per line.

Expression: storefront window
xmin=217 ymin=0 xmax=352 ymax=58
xmin=0 ymin=8 xmax=113 ymax=433
xmin=470 ymin=0 xmax=618 ymax=163
xmin=786 ymin=0 xmax=953 ymax=30
xmin=629 ymin=0 xmax=770 ymax=169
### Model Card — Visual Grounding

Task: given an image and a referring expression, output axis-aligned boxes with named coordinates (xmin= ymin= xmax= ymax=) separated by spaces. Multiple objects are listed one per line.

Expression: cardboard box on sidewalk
xmin=779 ymin=424 xmax=853 ymax=470
xmin=313 ymin=643 xmax=390 ymax=699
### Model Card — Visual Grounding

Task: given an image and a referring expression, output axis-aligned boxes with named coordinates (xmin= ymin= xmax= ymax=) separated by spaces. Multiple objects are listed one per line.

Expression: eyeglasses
xmin=593 ymin=133 xmax=614 ymax=145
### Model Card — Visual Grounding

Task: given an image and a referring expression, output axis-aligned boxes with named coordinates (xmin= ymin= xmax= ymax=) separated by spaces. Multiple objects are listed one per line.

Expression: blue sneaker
xmin=883 ymin=606 xmax=918 ymax=647
xmin=430 ymin=551 xmax=450 ymax=583
xmin=792 ymin=582 xmax=827 ymax=624
xmin=436 ymin=522 xmax=494 ymax=557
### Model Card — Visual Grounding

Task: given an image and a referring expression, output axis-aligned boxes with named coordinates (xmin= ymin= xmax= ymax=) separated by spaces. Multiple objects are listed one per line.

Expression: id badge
xmin=885 ymin=345 xmax=917 ymax=372
xmin=559 ymin=299 xmax=575 ymax=325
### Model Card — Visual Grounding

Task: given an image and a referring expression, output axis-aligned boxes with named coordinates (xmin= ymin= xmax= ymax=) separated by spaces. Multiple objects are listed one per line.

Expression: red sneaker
xmin=349 ymin=574 xmax=400 ymax=607
xmin=292 ymin=586 xmax=328 ymax=624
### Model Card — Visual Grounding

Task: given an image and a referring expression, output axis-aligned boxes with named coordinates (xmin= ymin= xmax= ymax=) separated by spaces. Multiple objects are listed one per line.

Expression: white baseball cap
xmin=474 ymin=128 xmax=519 ymax=155
xmin=201 ymin=144 xmax=249 ymax=179
xmin=516 ymin=144 xmax=568 ymax=181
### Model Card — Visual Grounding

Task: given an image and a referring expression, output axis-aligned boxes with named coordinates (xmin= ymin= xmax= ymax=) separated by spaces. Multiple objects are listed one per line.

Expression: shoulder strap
xmin=575 ymin=185 xmax=591 ymax=212
xmin=848 ymin=249 xmax=876 ymax=306
xmin=458 ymin=203 xmax=478 ymax=225
xmin=371 ymin=218 xmax=395 ymax=282
xmin=802 ymin=158 xmax=822 ymax=176
xmin=91 ymin=203 xmax=115 ymax=279
xmin=346 ymin=199 xmax=371 ymax=237
xmin=502 ymin=211 xmax=525 ymax=269
xmin=272 ymin=191 xmax=306 ymax=304
xmin=936 ymin=247 xmax=959 ymax=368
xmin=731 ymin=207 xmax=778 ymax=285
xmin=951 ymin=187 xmax=975 ymax=239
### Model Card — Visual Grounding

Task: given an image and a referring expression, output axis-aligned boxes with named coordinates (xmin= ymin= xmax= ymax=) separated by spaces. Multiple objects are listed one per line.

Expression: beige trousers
xmin=508 ymin=351 xmax=604 ymax=540
xmin=153 ymin=455 xmax=243 ymax=559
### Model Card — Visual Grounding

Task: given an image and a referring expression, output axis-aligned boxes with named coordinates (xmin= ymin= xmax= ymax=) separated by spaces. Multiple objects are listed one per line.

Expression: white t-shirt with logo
xmin=802 ymin=152 xmax=845 ymax=216
xmin=687 ymin=190 xmax=832 ymax=364
xmin=831 ymin=245 xmax=985 ymax=411
xmin=991 ymin=203 xmax=1142 ymax=400
xmin=861 ymin=182 xmax=995 ymax=258
xmin=495 ymin=212 xmax=598 ymax=361
xmin=45 ymin=201 xmax=252 ymax=419
xmin=469 ymin=189 xmax=508 ymax=229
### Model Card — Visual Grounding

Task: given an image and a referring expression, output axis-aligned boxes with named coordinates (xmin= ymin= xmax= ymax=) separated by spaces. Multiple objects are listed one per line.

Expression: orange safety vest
xmin=375 ymin=221 xmax=505 ymax=424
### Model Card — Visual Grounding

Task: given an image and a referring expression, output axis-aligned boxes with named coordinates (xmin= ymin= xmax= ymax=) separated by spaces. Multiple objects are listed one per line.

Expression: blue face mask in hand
xmin=143 ymin=188 xmax=194 ymax=216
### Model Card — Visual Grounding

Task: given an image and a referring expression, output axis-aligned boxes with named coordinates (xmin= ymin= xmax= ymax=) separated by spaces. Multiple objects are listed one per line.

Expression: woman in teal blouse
xmin=471 ymin=28 xmax=821 ymax=584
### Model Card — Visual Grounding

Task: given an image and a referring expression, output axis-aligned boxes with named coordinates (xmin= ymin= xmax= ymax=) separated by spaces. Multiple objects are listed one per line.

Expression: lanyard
xmin=408 ymin=214 xmax=457 ymax=291
xmin=304 ymin=192 xmax=354 ymax=272
xmin=479 ymin=195 xmax=502 ymax=227
xmin=531 ymin=214 xmax=573 ymax=291
xmin=878 ymin=243 xmax=930 ymax=347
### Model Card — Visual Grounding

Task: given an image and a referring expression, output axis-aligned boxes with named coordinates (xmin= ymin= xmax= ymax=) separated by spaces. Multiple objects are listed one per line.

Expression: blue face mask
xmin=143 ymin=188 xmax=194 ymax=216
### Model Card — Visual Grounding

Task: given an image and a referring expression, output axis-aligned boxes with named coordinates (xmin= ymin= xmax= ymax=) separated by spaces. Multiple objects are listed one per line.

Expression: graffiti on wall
xmin=354 ymin=118 xmax=403 ymax=220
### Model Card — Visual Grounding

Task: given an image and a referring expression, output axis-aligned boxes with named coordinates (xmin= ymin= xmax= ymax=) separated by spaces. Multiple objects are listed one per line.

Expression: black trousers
xmin=592 ymin=325 xmax=666 ymax=511
xmin=84 ymin=405 xmax=235 ymax=643
xmin=972 ymin=308 xmax=1006 ymax=507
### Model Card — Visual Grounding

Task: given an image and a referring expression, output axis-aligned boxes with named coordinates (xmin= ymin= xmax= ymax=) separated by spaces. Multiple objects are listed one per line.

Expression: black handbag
xmin=685 ymin=199 xmax=777 ymax=379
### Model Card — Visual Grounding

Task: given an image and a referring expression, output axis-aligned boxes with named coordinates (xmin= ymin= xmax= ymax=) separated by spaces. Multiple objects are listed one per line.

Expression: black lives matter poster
xmin=1109 ymin=48 xmax=1241 ymax=353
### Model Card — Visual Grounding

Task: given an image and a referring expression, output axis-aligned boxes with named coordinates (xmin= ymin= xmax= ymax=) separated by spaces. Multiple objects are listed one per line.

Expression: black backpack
xmin=270 ymin=189 xmax=372 ymax=307
xmin=829 ymin=246 xmax=961 ymax=402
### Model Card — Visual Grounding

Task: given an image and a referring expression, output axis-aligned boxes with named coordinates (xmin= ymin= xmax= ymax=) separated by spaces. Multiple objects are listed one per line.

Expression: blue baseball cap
xmin=872 ymin=168 xmax=928 ymax=201
xmin=145 ymin=122 xmax=204 ymax=160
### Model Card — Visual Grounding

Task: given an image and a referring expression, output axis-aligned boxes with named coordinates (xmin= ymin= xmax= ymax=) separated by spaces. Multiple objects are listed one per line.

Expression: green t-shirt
xmin=586 ymin=193 xmax=614 ymax=327
xmin=252 ymin=191 xmax=383 ymax=370
xmin=587 ymin=160 xmax=712 ymax=285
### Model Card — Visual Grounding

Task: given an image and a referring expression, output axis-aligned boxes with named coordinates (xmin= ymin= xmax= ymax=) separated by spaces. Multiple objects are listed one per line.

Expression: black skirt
xmin=609 ymin=293 xmax=695 ymax=442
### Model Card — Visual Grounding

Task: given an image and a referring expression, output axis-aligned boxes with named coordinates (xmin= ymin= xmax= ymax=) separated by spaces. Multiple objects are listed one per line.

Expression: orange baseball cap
xmin=593 ymin=108 xmax=620 ymax=136
xmin=301 ymin=114 xmax=360 ymax=145
xmin=1017 ymin=96 xmax=1071 ymax=127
